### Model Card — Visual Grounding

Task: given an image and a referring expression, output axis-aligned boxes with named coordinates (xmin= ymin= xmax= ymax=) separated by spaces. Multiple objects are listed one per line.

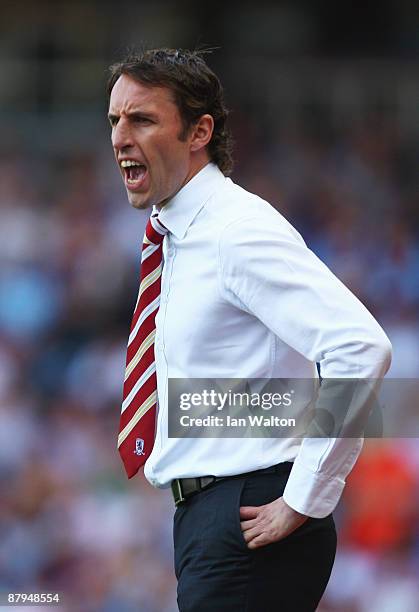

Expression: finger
xmin=248 ymin=533 xmax=271 ymax=549
xmin=239 ymin=506 xmax=259 ymax=520
xmin=240 ymin=519 xmax=257 ymax=532
xmin=243 ymin=526 xmax=264 ymax=544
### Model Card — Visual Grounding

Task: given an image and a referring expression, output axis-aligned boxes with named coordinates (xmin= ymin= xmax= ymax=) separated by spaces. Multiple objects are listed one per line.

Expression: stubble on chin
xmin=131 ymin=201 xmax=151 ymax=211
xmin=128 ymin=192 xmax=152 ymax=211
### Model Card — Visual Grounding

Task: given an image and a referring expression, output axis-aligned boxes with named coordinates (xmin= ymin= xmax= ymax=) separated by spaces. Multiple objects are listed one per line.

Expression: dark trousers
xmin=173 ymin=463 xmax=337 ymax=612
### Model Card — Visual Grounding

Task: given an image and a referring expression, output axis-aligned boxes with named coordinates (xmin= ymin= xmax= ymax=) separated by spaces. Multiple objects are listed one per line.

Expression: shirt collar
xmin=153 ymin=162 xmax=226 ymax=240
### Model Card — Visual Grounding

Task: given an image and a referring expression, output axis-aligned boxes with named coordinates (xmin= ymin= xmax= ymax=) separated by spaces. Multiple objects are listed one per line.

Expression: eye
xmin=133 ymin=115 xmax=153 ymax=125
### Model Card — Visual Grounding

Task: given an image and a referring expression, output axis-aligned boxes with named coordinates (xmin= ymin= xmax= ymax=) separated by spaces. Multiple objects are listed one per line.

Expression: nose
xmin=112 ymin=117 xmax=134 ymax=151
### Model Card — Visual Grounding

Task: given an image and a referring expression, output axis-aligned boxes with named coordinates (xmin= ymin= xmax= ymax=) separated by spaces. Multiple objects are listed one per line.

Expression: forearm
xmin=283 ymin=345 xmax=392 ymax=518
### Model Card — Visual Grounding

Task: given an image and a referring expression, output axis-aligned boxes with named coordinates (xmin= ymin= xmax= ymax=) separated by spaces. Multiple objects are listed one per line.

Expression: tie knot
xmin=144 ymin=214 xmax=168 ymax=246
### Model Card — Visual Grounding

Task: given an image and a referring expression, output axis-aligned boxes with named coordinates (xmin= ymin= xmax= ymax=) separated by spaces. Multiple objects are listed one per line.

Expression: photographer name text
xmin=179 ymin=414 xmax=296 ymax=428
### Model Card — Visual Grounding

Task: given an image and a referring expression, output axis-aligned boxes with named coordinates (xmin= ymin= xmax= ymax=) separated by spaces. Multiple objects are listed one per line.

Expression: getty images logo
xmin=134 ymin=438 xmax=145 ymax=456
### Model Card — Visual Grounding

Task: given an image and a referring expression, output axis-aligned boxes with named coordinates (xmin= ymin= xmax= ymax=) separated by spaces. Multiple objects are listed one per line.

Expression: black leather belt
xmin=171 ymin=462 xmax=293 ymax=506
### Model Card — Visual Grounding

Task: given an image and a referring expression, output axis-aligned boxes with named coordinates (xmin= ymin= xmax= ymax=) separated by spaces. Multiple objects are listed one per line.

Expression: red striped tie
xmin=118 ymin=214 xmax=168 ymax=478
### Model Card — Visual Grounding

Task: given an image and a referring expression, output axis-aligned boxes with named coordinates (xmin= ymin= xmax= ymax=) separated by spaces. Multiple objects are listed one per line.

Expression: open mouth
xmin=120 ymin=160 xmax=148 ymax=189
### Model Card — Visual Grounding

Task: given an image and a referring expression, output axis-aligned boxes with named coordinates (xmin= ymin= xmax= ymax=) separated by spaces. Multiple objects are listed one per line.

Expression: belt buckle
xmin=173 ymin=479 xmax=186 ymax=506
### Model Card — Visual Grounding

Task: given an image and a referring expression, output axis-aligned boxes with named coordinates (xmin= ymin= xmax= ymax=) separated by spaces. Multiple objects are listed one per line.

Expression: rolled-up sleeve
xmin=220 ymin=213 xmax=392 ymax=517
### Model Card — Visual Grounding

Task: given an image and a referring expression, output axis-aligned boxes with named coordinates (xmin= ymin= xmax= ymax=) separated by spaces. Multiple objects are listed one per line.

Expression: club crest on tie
xmin=134 ymin=438 xmax=145 ymax=456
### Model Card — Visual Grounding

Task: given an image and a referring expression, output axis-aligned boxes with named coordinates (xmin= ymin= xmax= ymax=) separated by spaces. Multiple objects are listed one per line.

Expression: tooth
xmin=121 ymin=160 xmax=142 ymax=168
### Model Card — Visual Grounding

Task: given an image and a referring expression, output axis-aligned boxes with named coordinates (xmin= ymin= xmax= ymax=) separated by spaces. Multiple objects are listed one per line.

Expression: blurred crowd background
xmin=0 ymin=1 xmax=418 ymax=611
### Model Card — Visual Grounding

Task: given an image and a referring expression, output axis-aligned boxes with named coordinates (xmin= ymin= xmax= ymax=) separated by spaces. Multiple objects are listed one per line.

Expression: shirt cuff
xmin=282 ymin=461 xmax=346 ymax=518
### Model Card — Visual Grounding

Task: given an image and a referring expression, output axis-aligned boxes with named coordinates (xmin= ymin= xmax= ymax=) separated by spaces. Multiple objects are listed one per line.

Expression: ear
xmin=190 ymin=114 xmax=214 ymax=153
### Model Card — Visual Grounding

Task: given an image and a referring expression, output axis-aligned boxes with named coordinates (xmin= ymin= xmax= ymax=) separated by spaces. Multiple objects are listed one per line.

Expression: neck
xmin=183 ymin=152 xmax=211 ymax=189
xmin=157 ymin=154 xmax=212 ymax=210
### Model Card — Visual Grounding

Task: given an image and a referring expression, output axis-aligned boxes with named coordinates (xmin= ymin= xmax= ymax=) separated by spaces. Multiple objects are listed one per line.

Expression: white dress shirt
xmin=144 ymin=162 xmax=392 ymax=518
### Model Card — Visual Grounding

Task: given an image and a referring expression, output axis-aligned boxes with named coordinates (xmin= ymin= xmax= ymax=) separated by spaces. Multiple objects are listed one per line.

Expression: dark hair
xmin=107 ymin=48 xmax=233 ymax=176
